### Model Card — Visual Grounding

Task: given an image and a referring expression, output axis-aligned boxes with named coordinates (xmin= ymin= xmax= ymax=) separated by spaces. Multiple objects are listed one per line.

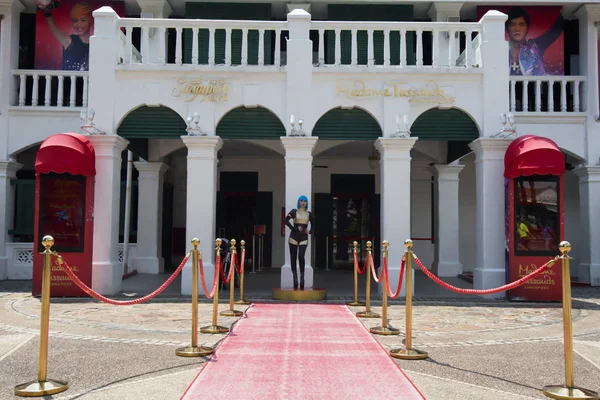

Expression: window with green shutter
xmin=326 ymin=5 xmax=415 ymax=66
xmin=411 ymin=108 xmax=479 ymax=141
xmin=216 ymin=106 xmax=285 ymax=139
xmin=184 ymin=3 xmax=273 ymax=65
xmin=313 ymin=108 xmax=382 ymax=140
xmin=117 ymin=106 xmax=187 ymax=140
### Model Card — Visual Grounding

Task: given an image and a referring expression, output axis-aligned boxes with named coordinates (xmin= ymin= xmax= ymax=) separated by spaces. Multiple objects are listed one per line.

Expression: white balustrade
xmin=509 ymin=76 xmax=586 ymax=114
xmin=310 ymin=21 xmax=482 ymax=68
xmin=12 ymin=70 xmax=89 ymax=108
xmin=117 ymin=18 xmax=287 ymax=68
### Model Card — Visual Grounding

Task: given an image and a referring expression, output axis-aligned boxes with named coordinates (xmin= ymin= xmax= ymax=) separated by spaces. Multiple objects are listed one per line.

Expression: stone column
xmin=132 ymin=161 xmax=169 ymax=274
xmin=431 ymin=164 xmax=464 ymax=277
xmin=573 ymin=166 xmax=600 ymax=286
xmin=180 ymin=136 xmax=222 ymax=296
xmin=0 ymin=162 xmax=21 ymax=279
xmin=87 ymin=135 xmax=129 ymax=294
xmin=469 ymin=138 xmax=511 ymax=296
xmin=428 ymin=3 xmax=463 ymax=67
xmin=0 ymin=0 xmax=24 ymax=160
xmin=137 ymin=0 xmax=172 ymax=64
xmin=375 ymin=138 xmax=417 ymax=297
xmin=280 ymin=137 xmax=318 ymax=289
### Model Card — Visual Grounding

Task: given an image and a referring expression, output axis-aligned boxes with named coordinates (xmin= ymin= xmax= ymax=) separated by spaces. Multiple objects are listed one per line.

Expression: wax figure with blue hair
xmin=284 ymin=195 xmax=313 ymax=290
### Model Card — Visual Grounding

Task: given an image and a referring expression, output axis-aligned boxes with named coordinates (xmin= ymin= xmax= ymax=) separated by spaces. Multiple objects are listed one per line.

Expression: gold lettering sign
xmin=172 ymin=78 xmax=229 ymax=103
xmin=336 ymin=80 xmax=456 ymax=105
xmin=518 ymin=264 xmax=556 ymax=290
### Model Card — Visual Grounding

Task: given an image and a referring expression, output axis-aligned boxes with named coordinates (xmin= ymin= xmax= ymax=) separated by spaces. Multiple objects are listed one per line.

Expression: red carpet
xmin=181 ymin=303 xmax=424 ymax=400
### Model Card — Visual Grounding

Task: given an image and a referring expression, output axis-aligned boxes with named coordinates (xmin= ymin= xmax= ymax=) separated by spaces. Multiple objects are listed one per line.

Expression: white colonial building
xmin=0 ymin=0 xmax=598 ymax=296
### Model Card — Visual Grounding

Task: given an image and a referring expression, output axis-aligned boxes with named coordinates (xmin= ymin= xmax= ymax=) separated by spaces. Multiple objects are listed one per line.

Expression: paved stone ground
xmin=1 ymin=280 xmax=599 ymax=399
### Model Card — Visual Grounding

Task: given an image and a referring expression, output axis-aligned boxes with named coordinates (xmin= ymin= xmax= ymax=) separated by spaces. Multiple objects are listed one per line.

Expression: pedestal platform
xmin=272 ymin=288 xmax=326 ymax=301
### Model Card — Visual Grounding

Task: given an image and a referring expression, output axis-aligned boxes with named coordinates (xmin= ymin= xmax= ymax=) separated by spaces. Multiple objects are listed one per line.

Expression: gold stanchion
xmin=390 ymin=239 xmax=428 ymax=360
xmin=347 ymin=241 xmax=366 ymax=307
xmin=543 ymin=242 xmax=598 ymax=400
xmin=356 ymin=241 xmax=380 ymax=319
xmin=220 ymin=239 xmax=244 ymax=317
xmin=235 ymin=240 xmax=252 ymax=305
xmin=371 ymin=240 xmax=399 ymax=335
xmin=14 ymin=235 xmax=69 ymax=397
xmin=201 ymin=239 xmax=229 ymax=334
xmin=176 ymin=239 xmax=214 ymax=357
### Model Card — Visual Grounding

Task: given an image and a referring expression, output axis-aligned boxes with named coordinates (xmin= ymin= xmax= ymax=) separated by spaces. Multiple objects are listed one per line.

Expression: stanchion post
xmin=542 ymin=242 xmax=598 ymax=400
xmin=235 ymin=240 xmax=252 ymax=305
xmin=220 ymin=239 xmax=243 ymax=317
xmin=14 ymin=235 xmax=69 ymax=397
xmin=390 ymin=239 xmax=428 ymax=360
xmin=356 ymin=241 xmax=380 ymax=319
xmin=200 ymin=239 xmax=229 ymax=334
xmin=371 ymin=240 xmax=399 ymax=335
xmin=347 ymin=241 xmax=365 ymax=307
xmin=177 ymin=239 xmax=214 ymax=357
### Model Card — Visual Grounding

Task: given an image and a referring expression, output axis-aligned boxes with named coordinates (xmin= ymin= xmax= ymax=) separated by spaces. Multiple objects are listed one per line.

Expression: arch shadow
xmin=313 ymin=106 xmax=383 ymax=140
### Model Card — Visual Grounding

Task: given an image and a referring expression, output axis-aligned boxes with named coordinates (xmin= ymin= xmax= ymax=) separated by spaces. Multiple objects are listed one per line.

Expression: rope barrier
xmin=385 ymin=256 xmax=406 ymax=299
xmin=413 ymin=254 xmax=558 ymax=295
xmin=233 ymin=251 xmax=243 ymax=275
xmin=369 ymin=254 xmax=385 ymax=284
xmin=198 ymin=255 xmax=219 ymax=299
xmin=219 ymin=252 xmax=235 ymax=285
xmin=54 ymin=252 xmax=190 ymax=306
xmin=355 ymin=252 xmax=368 ymax=275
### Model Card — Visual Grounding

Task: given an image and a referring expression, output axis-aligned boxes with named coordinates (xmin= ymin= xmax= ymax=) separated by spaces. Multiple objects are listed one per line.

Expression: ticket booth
xmin=504 ymin=135 xmax=565 ymax=301
xmin=32 ymin=133 xmax=96 ymax=296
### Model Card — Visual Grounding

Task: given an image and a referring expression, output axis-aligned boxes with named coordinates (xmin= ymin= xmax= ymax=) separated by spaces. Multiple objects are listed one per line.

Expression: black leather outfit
xmin=285 ymin=209 xmax=312 ymax=290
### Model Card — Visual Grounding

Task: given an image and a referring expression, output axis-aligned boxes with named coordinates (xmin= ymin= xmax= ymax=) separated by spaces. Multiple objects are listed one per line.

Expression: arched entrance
xmin=313 ymin=107 xmax=382 ymax=270
xmin=116 ymin=105 xmax=187 ymax=272
xmin=215 ymin=106 xmax=286 ymax=269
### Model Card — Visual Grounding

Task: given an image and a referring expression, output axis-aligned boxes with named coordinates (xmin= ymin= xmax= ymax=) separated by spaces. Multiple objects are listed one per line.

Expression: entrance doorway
xmin=216 ymin=172 xmax=273 ymax=268
xmin=314 ymin=174 xmax=380 ymax=270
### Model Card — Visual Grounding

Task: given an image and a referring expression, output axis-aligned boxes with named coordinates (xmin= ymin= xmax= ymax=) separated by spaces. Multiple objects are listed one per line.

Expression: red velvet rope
xmin=412 ymin=254 xmax=558 ymax=295
xmin=384 ymin=256 xmax=406 ymax=299
xmin=369 ymin=254 xmax=385 ymax=283
xmin=198 ymin=255 xmax=219 ymax=299
xmin=356 ymin=253 xmax=368 ymax=275
xmin=234 ymin=250 xmax=243 ymax=274
xmin=54 ymin=253 xmax=190 ymax=305
xmin=219 ymin=252 xmax=235 ymax=285
xmin=239 ymin=249 xmax=245 ymax=274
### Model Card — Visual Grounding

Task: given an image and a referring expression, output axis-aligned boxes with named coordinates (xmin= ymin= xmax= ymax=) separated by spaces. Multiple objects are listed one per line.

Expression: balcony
xmin=509 ymin=76 xmax=586 ymax=116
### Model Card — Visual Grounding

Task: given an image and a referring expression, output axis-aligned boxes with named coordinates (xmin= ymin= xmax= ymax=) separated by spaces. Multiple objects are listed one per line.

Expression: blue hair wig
xmin=297 ymin=195 xmax=309 ymax=210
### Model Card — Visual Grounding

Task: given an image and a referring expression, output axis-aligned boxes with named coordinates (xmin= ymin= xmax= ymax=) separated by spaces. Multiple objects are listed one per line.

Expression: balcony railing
xmin=310 ymin=21 xmax=482 ymax=69
xmin=509 ymin=76 xmax=586 ymax=114
xmin=118 ymin=18 xmax=287 ymax=68
xmin=12 ymin=70 xmax=88 ymax=108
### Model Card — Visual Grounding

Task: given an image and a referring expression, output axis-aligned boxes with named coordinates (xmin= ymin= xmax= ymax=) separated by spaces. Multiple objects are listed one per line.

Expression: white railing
xmin=310 ymin=21 xmax=482 ymax=68
xmin=12 ymin=70 xmax=88 ymax=108
xmin=509 ymin=76 xmax=586 ymax=113
xmin=117 ymin=18 xmax=287 ymax=68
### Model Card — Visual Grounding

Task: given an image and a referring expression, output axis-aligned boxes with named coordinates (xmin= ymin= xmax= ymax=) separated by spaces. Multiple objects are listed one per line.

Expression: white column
xmin=573 ymin=166 xmax=600 ymax=286
xmin=479 ymin=11 xmax=509 ymax=136
xmin=375 ymin=138 xmax=417 ymax=297
xmin=132 ymin=161 xmax=168 ymax=274
xmin=137 ymin=0 xmax=172 ymax=64
xmin=180 ymin=136 xmax=222 ymax=296
xmin=469 ymin=138 xmax=511 ymax=296
xmin=431 ymin=164 xmax=464 ymax=277
xmin=88 ymin=135 xmax=129 ymax=294
xmin=88 ymin=7 xmax=119 ymax=136
xmin=428 ymin=3 xmax=463 ymax=66
xmin=0 ymin=162 xmax=21 ymax=279
xmin=280 ymin=137 xmax=318 ymax=289
xmin=0 ymin=0 xmax=24 ymax=160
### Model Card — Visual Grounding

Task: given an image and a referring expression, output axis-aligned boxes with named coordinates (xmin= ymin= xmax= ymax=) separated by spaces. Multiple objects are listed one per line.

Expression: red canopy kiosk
xmin=32 ymin=133 xmax=96 ymax=296
xmin=504 ymin=135 xmax=565 ymax=301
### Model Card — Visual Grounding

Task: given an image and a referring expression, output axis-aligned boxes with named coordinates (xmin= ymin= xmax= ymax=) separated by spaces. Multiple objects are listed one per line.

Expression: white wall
xmin=459 ymin=157 xmax=477 ymax=272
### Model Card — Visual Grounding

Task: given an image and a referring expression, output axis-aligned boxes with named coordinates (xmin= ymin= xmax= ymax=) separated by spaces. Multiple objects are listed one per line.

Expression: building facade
xmin=0 ymin=0 xmax=599 ymax=296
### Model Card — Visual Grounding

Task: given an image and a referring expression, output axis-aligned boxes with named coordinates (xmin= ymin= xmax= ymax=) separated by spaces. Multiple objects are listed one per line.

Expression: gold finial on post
xmin=353 ymin=241 xmax=358 ymax=252
xmin=230 ymin=238 xmax=237 ymax=254
xmin=216 ymin=238 xmax=222 ymax=255
xmin=241 ymin=240 xmax=245 ymax=249
xmin=356 ymin=240 xmax=380 ymax=319
xmin=221 ymin=238 xmax=243 ymax=318
xmin=14 ymin=235 xmax=69 ymax=397
xmin=404 ymin=239 xmax=413 ymax=250
xmin=559 ymin=241 xmax=571 ymax=257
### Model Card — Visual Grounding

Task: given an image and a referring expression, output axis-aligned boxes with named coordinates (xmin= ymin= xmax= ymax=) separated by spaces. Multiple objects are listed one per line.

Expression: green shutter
xmin=184 ymin=3 xmax=273 ymax=65
xmin=117 ymin=106 xmax=186 ymax=139
xmin=216 ymin=106 xmax=285 ymax=139
xmin=313 ymin=108 xmax=382 ymax=140
xmin=11 ymin=179 xmax=36 ymax=236
xmin=326 ymin=5 xmax=414 ymax=66
xmin=411 ymin=108 xmax=479 ymax=141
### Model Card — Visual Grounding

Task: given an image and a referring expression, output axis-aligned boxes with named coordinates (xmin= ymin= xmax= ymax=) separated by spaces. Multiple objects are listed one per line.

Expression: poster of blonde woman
xmin=35 ymin=0 xmax=124 ymax=70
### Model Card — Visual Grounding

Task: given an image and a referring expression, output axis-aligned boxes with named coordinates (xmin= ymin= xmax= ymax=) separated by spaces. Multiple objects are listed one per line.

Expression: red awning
xmin=504 ymin=135 xmax=565 ymax=178
xmin=35 ymin=133 xmax=96 ymax=176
